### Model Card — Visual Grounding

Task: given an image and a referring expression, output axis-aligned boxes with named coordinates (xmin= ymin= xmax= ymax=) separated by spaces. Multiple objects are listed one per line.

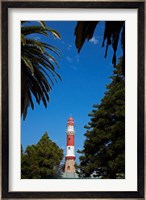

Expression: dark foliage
xmin=21 ymin=132 xmax=64 ymax=179
xmin=75 ymin=21 xmax=125 ymax=75
xmin=77 ymin=58 xmax=125 ymax=179
xmin=21 ymin=21 xmax=61 ymax=119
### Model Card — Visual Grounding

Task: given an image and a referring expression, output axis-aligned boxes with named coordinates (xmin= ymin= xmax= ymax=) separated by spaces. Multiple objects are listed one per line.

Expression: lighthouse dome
xmin=68 ymin=117 xmax=74 ymax=121
xmin=67 ymin=117 xmax=74 ymax=125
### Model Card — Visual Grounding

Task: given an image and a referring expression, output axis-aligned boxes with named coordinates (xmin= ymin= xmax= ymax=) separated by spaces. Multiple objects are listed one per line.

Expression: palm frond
xmin=74 ymin=21 xmax=125 ymax=72
xmin=21 ymin=26 xmax=49 ymax=36
xmin=22 ymin=55 xmax=34 ymax=76
xmin=21 ymin=21 xmax=62 ymax=119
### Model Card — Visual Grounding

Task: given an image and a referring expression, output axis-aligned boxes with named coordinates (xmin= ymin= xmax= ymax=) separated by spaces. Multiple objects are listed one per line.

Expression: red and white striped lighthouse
xmin=64 ymin=117 xmax=77 ymax=178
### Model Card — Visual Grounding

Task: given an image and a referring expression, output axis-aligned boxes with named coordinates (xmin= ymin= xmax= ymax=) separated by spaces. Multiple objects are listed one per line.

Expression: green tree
xmin=77 ymin=58 xmax=125 ymax=179
xmin=21 ymin=21 xmax=61 ymax=119
xmin=21 ymin=132 xmax=64 ymax=179
xmin=75 ymin=21 xmax=125 ymax=74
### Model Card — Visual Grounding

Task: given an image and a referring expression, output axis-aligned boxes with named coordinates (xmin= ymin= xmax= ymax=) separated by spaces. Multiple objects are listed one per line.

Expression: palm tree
xmin=21 ymin=21 xmax=61 ymax=119
xmin=74 ymin=21 xmax=125 ymax=75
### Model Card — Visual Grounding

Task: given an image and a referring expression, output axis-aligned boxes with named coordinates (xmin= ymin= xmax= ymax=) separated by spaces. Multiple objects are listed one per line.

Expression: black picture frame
xmin=1 ymin=1 xmax=145 ymax=199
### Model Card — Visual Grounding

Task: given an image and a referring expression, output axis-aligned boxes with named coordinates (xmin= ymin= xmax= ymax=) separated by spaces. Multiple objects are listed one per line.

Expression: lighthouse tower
xmin=64 ymin=117 xmax=78 ymax=178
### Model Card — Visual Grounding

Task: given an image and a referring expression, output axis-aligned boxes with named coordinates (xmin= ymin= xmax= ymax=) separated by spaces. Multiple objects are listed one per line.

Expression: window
xmin=68 ymin=147 xmax=70 ymax=150
xmin=67 ymin=166 xmax=70 ymax=170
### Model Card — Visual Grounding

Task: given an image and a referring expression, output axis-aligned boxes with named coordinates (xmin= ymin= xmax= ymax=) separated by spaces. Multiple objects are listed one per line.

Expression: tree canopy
xmin=21 ymin=132 xmax=64 ymax=179
xmin=21 ymin=21 xmax=61 ymax=119
xmin=77 ymin=58 xmax=125 ymax=179
xmin=75 ymin=21 xmax=125 ymax=74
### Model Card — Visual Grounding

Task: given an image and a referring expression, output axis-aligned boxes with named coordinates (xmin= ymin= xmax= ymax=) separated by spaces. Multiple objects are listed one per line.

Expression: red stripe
xmin=67 ymin=123 xmax=74 ymax=125
xmin=67 ymin=135 xmax=74 ymax=146
xmin=66 ymin=156 xmax=76 ymax=160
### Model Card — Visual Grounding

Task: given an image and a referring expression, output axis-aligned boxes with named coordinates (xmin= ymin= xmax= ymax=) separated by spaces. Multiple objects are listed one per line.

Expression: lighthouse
xmin=63 ymin=117 xmax=78 ymax=178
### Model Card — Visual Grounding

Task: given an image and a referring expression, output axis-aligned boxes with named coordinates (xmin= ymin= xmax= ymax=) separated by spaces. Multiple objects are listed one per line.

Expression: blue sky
xmin=21 ymin=21 xmax=122 ymax=163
